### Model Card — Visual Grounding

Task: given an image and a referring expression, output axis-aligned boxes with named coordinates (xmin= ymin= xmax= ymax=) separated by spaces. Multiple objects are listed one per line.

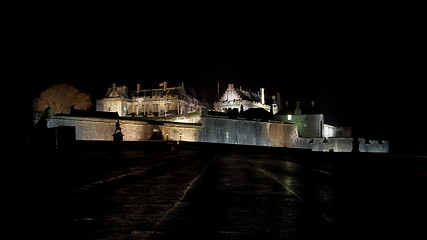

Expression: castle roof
xmin=230 ymin=85 xmax=275 ymax=104
xmin=106 ymin=85 xmax=129 ymax=99
xmin=235 ymin=88 xmax=258 ymax=101
xmin=133 ymin=85 xmax=185 ymax=99
xmin=68 ymin=109 xmax=120 ymax=119
xmin=207 ymin=107 xmax=273 ymax=121
xmin=241 ymin=108 xmax=272 ymax=121
xmin=275 ymin=101 xmax=322 ymax=116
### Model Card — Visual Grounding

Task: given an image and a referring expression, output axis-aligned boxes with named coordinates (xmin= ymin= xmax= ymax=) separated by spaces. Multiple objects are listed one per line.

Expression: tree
xmin=33 ymin=83 xmax=92 ymax=114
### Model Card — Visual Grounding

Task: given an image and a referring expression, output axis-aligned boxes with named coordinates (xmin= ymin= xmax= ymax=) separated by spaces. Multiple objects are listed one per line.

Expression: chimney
xmin=123 ymin=85 xmax=128 ymax=97
xmin=159 ymin=82 xmax=167 ymax=91
xmin=276 ymin=92 xmax=282 ymax=110
xmin=136 ymin=84 xmax=141 ymax=97
xmin=112 ymin=83 xmax=117 ymax=92
xmin=217 ymin=82 xmax=220 ymax=101
xmin=260 ymin=88 xmax=265 ymax=105
xmin=294 ymin=101 xmax=302 ymax=115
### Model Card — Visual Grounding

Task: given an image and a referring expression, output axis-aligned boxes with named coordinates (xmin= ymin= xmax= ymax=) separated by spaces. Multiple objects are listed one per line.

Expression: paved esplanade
xmin=25 ymin=147 xmax=427 ymax=239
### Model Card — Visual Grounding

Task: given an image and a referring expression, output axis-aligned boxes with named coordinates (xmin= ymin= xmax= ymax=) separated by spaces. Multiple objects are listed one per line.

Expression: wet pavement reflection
xmin=18 ymin=146 xmax=427 ymax=239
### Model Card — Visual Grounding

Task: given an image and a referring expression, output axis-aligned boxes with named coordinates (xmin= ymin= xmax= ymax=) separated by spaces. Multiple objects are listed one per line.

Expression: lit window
xmin=287 ymin=115 xmax=292 ymax=120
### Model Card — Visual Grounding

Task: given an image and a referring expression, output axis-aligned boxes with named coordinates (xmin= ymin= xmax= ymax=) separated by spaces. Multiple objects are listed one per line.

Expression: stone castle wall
xmin=45 ymin=115 xmax=298 ymax=148
xmin=299 ymin=137 xmax=389 ymax=153
xmin=45 ymin=115 xmax=387 ymax=152
xmin=47 ymin=116 xmax=157 ymax=141
xmin=159 ymin=122 xmax=202 ymax=142
xmin=198 ymin=117 xmax=298 ymax=148
xmin=358 ymin=139 xmax=390 ymax=153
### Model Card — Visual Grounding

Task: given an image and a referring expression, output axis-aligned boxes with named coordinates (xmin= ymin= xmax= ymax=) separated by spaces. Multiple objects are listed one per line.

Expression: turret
xmin=294 ymin=101 xmax=302 ymax=115
xmin=136 ymin=84 xmax=141 ymax=97
xmin=260 ymin=88 xmax=265 ymax=105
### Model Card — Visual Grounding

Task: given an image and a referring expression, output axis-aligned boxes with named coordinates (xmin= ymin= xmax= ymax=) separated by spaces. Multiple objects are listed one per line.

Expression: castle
xmin=36 ymin=81 xmax=389 ymax=153
xmin=96 ymin=82 xmax=202 ymax=117
xmin=214 ymin=83 xmax=279 ymax=114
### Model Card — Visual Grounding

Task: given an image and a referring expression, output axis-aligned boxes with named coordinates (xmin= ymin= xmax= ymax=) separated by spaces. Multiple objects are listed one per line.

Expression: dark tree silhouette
xmin=33 ymin=83 xmax=92 ymax=114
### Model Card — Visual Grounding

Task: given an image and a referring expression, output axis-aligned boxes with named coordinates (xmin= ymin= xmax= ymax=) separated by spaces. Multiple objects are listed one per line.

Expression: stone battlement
xmin=40 ymin=114 xmax=388 ymax=153
xmin=299 ymin=137 xmax=389 ymax=153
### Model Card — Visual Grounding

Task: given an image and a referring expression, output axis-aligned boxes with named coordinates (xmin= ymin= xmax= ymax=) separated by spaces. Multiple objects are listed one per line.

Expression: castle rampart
xmin=47 ymin=116 xmax=157 ymax=141
xmin=299 ymin=137 xmax=389 ymax=153
xmin=45 ymin=114 xmax=298 ymax=148
xmin=198 ymin=117 xmax=298 ymax=148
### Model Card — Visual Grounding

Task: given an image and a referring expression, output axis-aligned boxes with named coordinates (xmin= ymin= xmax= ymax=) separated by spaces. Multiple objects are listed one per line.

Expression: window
xmin=287 ymin=115 xmax=292 ymax=120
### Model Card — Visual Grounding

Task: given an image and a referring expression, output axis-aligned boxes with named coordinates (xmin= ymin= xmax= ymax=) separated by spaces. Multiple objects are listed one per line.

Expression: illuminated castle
xmin=37 ymin=81 xmax=389 ymax=153
xmin=96 ymin=82 xmax=203 ymax=117
xmin=214 ymin=83 xmax=279 ymax=114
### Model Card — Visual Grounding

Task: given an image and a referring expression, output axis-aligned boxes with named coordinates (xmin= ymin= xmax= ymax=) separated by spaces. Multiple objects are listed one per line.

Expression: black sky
xmin=17 ymin=8 xmax=425 ymax=153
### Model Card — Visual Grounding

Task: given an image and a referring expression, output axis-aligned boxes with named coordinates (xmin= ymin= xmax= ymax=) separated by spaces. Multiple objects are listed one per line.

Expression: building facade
xmin=214 ymin=83 xmax=278 ymax=114
xmin=96 ymin=82 xmax=203 ymax=117
xmin=95 ymin=83 xmax=130 ymax=116
xmin=273 ymin=100 xmax=352 ymax=138
xmin=273 ymin=101 xmax=324 ymax=138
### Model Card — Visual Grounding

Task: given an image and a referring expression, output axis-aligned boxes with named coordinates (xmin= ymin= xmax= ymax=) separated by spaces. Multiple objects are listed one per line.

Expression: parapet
xmin=299 ymin=137 xmax=389 ymax=153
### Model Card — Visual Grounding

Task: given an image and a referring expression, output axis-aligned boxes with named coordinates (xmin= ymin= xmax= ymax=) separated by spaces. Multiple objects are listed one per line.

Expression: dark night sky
xmin=17 ymin=8 xmax=425 ymax=153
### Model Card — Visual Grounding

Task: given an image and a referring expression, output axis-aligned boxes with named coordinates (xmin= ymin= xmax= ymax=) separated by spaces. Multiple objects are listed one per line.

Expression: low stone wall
xmin=359 ymin=139 xmax=390 ymax=153
xmin=299 ymin=137 xmax=389 ymax=153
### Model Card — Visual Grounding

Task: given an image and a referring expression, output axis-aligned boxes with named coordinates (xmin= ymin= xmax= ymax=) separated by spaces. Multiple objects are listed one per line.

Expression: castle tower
xmin=260 ymin=88 xmax=265 ymax=105
xmin=294 ymin=101 xmax=302 ymax=115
